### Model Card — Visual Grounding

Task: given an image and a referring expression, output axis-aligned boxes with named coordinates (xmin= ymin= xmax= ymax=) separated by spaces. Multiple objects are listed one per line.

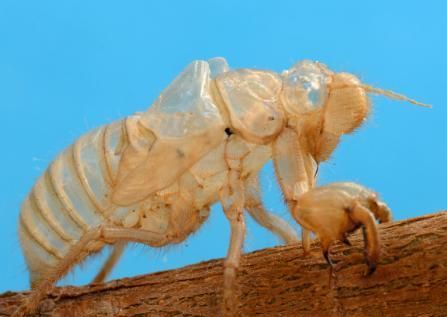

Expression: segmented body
xmin=19 ymin=119 xmax=124 ymax=283
xmin=19 ymin=114 xmax=272 ymax=285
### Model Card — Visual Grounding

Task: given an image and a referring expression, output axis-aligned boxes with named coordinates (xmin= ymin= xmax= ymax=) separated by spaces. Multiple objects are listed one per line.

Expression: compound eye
xmin=281 ymin=60 xmax=331 ymax=114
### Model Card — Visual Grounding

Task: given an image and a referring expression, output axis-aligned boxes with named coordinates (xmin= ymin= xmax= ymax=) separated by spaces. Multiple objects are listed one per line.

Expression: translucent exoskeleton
xmin=14 ymin=57 xmax=429 ymax=317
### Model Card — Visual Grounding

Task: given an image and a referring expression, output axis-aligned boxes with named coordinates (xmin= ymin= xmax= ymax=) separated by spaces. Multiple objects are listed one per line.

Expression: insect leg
xmin=302 ymin=229 xmax=312 ymax=254
xmin=92 ymin=241 xmax=127 ymax=283
xmin=100 ymin=226 xmax=168 ymax=245
xmin=244 ymin=174 xmax=299 ymax=244
xmin=12 ymin=228 xmax=103 ymax=317
xmin=347 ymin=202 xmax=380 ymax=276
xmin=320 ymin=238 xmax=337 ymax=285
xmin=322 ymin=242 xmax=334 ymax=267
xmin=272 ymin=128 xmax=316 ymax=253
xmin=219 ymin=136 xmax=248 ymax=316
xmin=13 ymin=226 xmax=167 ymax=317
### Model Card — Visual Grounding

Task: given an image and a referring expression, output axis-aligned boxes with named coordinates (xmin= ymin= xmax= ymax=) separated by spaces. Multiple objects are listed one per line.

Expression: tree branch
xmin=1 ymin=211 xmax=447 ymax=317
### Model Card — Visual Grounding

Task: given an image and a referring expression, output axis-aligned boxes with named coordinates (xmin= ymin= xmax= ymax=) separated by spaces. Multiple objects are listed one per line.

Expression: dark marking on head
xmin=176 ymin=148 xmax=185 ymax=158
xmin=268 ymin=116 xmax=275 ymax=121
xmin=224 ymin=127 xmax=233 ymax=136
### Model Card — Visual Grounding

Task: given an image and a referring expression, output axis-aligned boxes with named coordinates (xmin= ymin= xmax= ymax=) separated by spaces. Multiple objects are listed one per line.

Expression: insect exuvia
xmin=14 ymin=57 xmax=429 ymax=317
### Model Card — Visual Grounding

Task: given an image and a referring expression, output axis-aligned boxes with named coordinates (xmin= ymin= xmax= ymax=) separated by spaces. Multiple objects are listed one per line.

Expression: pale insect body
xmin=16 ymin=57 xmax=428 ymax=317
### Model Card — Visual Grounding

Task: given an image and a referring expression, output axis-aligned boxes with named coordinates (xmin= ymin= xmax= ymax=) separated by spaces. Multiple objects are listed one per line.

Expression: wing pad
xmin=112 ymin=60 xmax=227 ymax=206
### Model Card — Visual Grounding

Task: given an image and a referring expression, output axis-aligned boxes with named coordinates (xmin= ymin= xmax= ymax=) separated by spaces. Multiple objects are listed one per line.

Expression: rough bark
xmin=1 ymin=211 xmax=446 ymax=317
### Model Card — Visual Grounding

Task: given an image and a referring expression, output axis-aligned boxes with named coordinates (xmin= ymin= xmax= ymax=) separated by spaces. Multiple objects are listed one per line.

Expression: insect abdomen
xmin=19 ymin=119 xmax=126 ymax=286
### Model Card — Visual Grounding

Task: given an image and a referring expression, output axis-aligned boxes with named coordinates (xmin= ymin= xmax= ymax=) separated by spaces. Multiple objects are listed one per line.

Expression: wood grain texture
xmin=1 ymin=211 xmax=446 ymax=317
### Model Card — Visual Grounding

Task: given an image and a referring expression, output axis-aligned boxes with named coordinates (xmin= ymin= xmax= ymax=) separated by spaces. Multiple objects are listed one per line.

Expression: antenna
xmin=361 ymin=84 xmax=431 ymax=108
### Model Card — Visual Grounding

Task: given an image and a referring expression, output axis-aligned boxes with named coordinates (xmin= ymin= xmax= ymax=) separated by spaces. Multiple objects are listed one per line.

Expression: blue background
xmin=0 ymin=1 xmax=445 ymax=292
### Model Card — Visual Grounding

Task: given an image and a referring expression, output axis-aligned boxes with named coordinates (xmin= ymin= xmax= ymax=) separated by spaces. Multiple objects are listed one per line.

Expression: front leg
xmin=272 ymin=127 xmax=317 ymax=253
xmin=219 ymin=135 xmax=249 ymax=316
